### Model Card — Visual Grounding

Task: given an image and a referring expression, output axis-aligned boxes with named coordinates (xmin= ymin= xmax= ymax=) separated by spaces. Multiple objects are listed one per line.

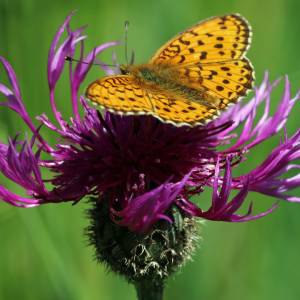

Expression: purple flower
xmin=0 ymin=14 xmax=300 ymax=233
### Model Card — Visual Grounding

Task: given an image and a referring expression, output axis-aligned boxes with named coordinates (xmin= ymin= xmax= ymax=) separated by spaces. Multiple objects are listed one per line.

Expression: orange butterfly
xmin=86 ymin=14 xmax=254 ymax=127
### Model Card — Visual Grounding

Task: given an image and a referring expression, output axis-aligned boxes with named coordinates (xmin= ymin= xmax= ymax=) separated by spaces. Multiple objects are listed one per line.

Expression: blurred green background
xmin=0 ymin=0 xmax=300 ymax=299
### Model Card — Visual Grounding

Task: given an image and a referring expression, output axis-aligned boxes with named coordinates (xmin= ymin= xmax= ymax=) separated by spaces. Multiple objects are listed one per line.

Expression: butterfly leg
xmin=144 ymin=89 xmax=157 ymax=114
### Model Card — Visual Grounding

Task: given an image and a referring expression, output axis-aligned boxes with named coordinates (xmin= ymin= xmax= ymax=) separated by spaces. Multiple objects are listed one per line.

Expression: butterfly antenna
xmin=65 ymin=56 xmax=117 ymax=68
xmin=124 ymin=20 xmax=130 ymax=65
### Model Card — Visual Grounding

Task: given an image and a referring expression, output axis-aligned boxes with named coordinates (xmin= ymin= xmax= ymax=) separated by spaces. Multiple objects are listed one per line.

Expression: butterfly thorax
xmin=120 ymin=64 xmax=170 ymax=80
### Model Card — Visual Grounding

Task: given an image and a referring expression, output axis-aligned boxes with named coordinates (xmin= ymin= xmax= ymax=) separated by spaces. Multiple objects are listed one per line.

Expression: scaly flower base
xmin=87 ymin=198 xmax=199 ymax=300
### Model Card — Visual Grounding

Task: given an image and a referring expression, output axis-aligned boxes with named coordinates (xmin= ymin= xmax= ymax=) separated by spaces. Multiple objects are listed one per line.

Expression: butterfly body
xmin=86 ymin=14 xmax=254 ymax=126
xmin=120 ymin=63 xmax=216 ymax=108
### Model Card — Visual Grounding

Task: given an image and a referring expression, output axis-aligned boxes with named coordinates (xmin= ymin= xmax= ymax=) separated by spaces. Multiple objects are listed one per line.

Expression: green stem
xmin=134 ymin=280 xmax=164 ymax=300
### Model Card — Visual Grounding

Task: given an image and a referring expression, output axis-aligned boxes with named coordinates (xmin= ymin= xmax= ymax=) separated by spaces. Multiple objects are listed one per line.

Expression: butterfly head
xmin=120 ymin=64 xmax=130 ymax=75
xmin=119 ymin=64 xmax=138 ymax=75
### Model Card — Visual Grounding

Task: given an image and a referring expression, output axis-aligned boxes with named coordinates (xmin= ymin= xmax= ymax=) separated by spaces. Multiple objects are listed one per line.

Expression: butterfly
xmin=86 ymin=14 xmax=254 ymax=127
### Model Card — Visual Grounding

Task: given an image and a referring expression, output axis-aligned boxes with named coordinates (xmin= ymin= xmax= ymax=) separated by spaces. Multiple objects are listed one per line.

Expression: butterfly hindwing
xmin=174 ymin=57 xmax=254 ymax=108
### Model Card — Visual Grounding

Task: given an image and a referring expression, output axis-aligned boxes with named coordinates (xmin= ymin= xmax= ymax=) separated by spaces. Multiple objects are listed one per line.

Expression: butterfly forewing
xmin=86 ymin=75 xmax=220 ymax=126
xmin=150 ymin=14 xmax=251 ymax=65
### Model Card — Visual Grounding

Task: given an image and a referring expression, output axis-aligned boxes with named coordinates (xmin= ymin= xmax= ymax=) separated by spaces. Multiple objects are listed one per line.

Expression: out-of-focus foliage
xmin=0 ymin=0 xmax=299 ymax=299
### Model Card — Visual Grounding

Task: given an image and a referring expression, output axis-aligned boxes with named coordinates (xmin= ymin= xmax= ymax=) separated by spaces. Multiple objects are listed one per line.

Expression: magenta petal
xmin=230 ymin=202 xmax=278 ymax=222
xmin=0 ymin=186 xmax=41 ymax=207
xmin=0 ymin=57 xmax=28 ymax=118
xmin=212 ymin=73 xmax=299 ymax=154
xmin=47 ymin=12 xmax=75 ymax=88
xmin=115 ymin=172 xmax=191 ymax=233
xmin=213 ymin=72 xmax=271 ymax=138
xmin=234 ymin=130 xmax=300 ymax=202
xmin=215 ymin=158 xmax=232 ymax=210
xmin=183 ymin=159 xmax=277 ymax=223
xmin=70 ymin=41 xmax=119 ymax=120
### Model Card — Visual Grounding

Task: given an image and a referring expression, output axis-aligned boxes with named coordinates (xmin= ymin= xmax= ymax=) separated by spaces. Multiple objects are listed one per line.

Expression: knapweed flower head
xmin=1 ymin=13 xmax=300 ymax=235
